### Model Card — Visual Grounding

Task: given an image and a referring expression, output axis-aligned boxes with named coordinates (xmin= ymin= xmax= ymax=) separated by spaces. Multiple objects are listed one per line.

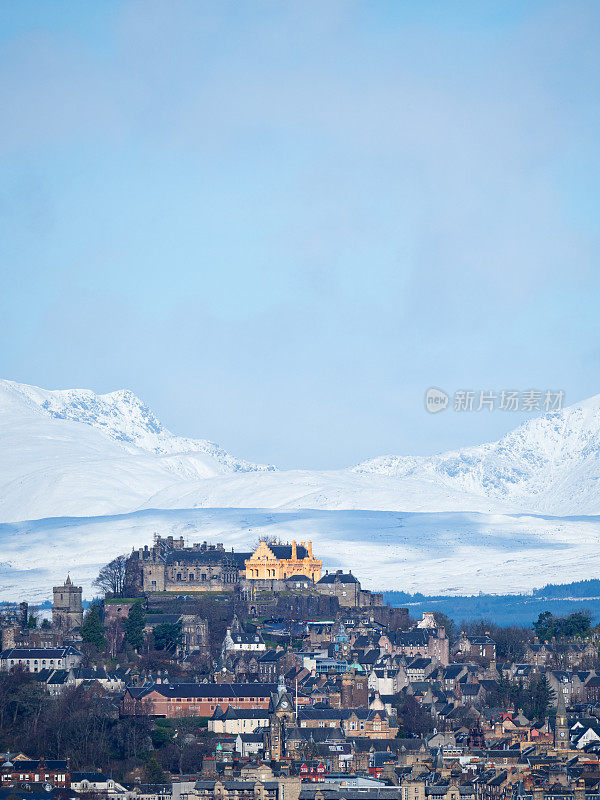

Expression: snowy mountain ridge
xmin=2 ymin=379 xmax=600 ymax=524
xmin=354 ymin=395 xmax=600 ymax=515
xmin=1 ymin=379 xmax=275 ymax=473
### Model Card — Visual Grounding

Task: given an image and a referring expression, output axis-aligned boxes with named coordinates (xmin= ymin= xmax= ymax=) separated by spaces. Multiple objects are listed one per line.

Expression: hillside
xmin=2 ymin=506 xmax=599 ymax=602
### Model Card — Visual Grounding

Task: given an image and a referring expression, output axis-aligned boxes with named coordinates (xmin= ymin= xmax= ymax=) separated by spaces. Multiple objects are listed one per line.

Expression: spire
xmin=277 ymin=674 xmax=286 ymax=698
xmin=65 ymin=575 xmax=72 ymax=586
xmin=557 ymin=686 xmax=566 ymax=717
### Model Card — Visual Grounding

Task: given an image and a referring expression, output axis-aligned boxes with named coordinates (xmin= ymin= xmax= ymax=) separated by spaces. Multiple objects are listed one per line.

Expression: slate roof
xmin=408 ymin=657 xmax=432 ymax=669
xmin=6 ymin=759 xmax=69 ymax=771
xmin=71 ymin=772 xmax=109 ymax=782
xmin=0 ymin=646 xmax=82 ymax=659
xmin=165 ymin=549 xmax=250 ymax=565
xmin=129 ymin=682 xmax=277 ymax=699
xmin=269 ymin=544 xmax=309 ymax=559
xmin=444 ymin=665 xmax=465 ymax=679
xmin=258 ymin=650 xmax=282 ymax=662
xmin=212 ymin=706 xmax=270 ymax=720
xmin=394 ymin=630 xmax=431 ymax=646
xmin=318 ymin=572 xmax=359 ymax=585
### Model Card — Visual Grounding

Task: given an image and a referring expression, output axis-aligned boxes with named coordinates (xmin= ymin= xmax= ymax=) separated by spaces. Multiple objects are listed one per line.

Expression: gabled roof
xmin=394 ymin=630 xmax=431 ymax=646
xmin=408 ymin=657 xmax=432 ymax=669
xmin=0 ymin=646 xmax=82 ymax=658
xmin=259 ymin=650 xmax=282 ymax=662
xmin=317 ymin=572 xmax=358 ymax=585
xmin=444 ymin=665 xmax=465 ymax=678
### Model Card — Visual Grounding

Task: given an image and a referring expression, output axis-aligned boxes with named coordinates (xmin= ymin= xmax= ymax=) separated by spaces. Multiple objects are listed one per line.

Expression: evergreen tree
xmin=81 ymin=603 xmax=107 ymax=650
xmin=531 ymin=674 xmax=556 ymax=719
xmin=153 ymin=622 xmax=183 ymax=652
xmin=491 ymin=675 xmax=512 ymax=708
xmin=144 ymin=756 xmax=166 ymax=784
xmin=125 ymin=602 xmax=146 ymax=650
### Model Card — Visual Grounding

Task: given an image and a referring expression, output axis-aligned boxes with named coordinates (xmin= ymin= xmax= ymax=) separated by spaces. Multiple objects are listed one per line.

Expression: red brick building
xmin=121 ymin=682 xmax=277 ymax=718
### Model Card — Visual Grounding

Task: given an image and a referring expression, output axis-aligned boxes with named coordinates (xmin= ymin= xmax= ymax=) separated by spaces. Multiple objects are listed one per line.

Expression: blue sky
xmin=1 ymin=0 xmax=599 ymax=469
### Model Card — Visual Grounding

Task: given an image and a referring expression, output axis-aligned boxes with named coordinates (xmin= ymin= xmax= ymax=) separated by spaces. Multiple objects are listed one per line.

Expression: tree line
xmin=0 ymin=669 xmax=215 ymax=781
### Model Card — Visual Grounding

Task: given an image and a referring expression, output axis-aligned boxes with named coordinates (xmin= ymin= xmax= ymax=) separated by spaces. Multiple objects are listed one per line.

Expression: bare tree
xmin=93 ymin=555 xmax=128 ymax=597
xmin=254 ymin=535 xmax=281 ymax=547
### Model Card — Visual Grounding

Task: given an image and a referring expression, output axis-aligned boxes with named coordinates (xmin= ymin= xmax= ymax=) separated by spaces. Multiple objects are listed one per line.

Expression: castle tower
xmin=52 ymin=575 xmax=83 ymax=632
xmin=554 ymin=687 xmax=569 ymax=751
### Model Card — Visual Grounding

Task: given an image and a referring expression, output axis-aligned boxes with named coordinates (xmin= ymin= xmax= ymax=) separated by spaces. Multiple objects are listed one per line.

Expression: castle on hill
xmin=126 ymin=535 xmax=382 ymax=609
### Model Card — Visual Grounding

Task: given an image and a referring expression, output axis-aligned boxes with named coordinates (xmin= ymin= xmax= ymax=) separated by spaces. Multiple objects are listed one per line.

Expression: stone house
xmin=0 ymin=645 xmax=83 ymax=673
xmin=208 ymin=706 xmax=271 ymax=735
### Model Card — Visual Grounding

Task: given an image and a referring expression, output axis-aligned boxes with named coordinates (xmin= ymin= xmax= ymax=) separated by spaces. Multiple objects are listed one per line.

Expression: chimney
xmin=307 ymin=541 xmax=313 ymax=558
xmin=292 ymin=541 xmax=297 ymax=560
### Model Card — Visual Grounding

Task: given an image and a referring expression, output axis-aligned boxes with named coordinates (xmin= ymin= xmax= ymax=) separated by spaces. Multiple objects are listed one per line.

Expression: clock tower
xmin=268 ymin=677 xmax=296 ymax=761
xmin=554 ymin=687 xmax=569 ymax=751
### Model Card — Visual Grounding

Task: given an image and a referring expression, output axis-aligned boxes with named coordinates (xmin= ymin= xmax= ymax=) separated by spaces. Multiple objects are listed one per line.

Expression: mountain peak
xmin=353 ymin=393 xmax=600 ymax=515
xmin=0 ymin=378 xmax=275 ymax=473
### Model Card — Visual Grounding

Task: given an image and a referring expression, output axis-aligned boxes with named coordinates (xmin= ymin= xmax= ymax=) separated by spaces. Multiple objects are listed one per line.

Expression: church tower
xmin=554 ymin=687 xmax=569 ymax=751
xmin=52 ymin=575 xmax=83 ymax=632
xmin=268 ymin=677 xmax=296 ymax=761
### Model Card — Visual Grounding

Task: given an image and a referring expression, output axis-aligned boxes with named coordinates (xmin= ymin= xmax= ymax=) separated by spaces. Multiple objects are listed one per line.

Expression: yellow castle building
xmin=244 ymin=540 xmax=322 ymax=582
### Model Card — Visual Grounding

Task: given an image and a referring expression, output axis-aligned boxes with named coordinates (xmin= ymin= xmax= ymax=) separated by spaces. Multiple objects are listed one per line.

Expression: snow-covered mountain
xmin=354 ymin=395 xmax=600 ymax=516
xmin=2 ymin=378 xmax=600 ymax=599
xmin=3 ymin=379 xmax=274 ymax=472
xmin=2 ymin=379 xmax=600 ymax=523
xmin=0 ymin=379 xmax=273 ymax=523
